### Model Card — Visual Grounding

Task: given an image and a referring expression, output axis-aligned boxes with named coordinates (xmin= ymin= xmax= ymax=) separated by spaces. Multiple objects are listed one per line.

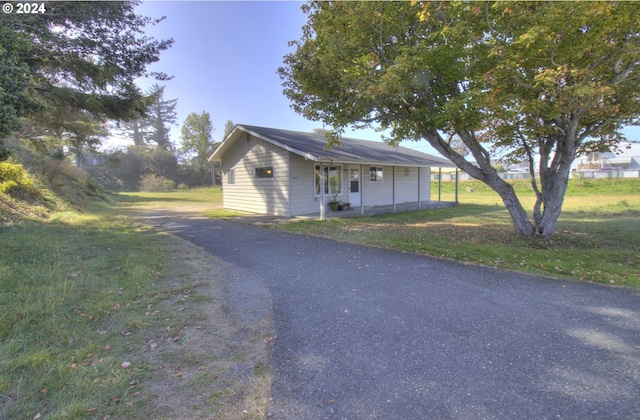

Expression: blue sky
xmin=116 ymin=0 xmax=440 ymax=154
xmin=114 ymin=1 xmax=638 ymax=152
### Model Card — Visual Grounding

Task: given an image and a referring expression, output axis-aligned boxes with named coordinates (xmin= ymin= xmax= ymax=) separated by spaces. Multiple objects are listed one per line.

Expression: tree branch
xmin=612 ymin=62 xmax=636 ymax=85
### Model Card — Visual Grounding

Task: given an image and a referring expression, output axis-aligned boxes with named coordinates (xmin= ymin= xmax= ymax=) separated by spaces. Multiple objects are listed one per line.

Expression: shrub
xmin=139 ymin=174 xmax=175 ymax=192
xmin=0 ymin=161 xmax=38 ymax=195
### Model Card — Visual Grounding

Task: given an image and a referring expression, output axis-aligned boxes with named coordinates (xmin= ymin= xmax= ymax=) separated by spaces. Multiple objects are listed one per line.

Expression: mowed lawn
xmin=271 ymin=178 xmax=640 ymax=288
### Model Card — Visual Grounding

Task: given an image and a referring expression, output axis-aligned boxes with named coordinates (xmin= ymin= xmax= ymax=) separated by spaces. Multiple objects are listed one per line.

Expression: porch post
xmin=417 ymin=167 xmax=422 ymax=210
xmin=438 ymin=167 xmax=442 ymax=206
xmin=360 ymin=164 xmax=364 ymax=216
xmin=320 ymin=163 xmax=325 ymax=220
xmin=392 ymin=166 xmax=396 ymax=213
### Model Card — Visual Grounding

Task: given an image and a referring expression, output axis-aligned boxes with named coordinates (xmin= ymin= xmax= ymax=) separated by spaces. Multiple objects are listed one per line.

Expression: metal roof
xmin=209 ymin=124 xmax=454 ymax=168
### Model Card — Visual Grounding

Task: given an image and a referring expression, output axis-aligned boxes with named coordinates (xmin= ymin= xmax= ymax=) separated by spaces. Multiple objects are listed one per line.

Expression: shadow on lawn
xmin=112 ymin=193 xmax=193 ymax=204
xmin=370 ymin=203 xmax=507 ymax=224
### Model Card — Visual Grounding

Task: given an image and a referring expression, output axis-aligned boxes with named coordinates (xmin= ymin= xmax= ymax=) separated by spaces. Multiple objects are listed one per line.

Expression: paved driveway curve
xmin=145 ymin=214 xmax=640 ymax=419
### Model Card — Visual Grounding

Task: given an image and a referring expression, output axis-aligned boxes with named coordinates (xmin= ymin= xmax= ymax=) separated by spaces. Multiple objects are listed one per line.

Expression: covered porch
xmin=301 ymin=199 xmax=458 ymax=220
xmin=315 ymin=163 xmax=460 ymax=220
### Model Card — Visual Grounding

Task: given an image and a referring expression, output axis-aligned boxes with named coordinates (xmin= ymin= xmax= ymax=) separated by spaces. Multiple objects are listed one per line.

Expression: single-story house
xmin=208 ymin=124 xmax=455 ymax=218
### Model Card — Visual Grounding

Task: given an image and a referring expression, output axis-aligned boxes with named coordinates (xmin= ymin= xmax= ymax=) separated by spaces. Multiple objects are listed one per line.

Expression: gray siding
xmin=221 ymin=133 xmax=291 ymax=216
xmin=289 ymin=157 xmax=351 ymax=216
xmin=221 ymin=138 xmax=433 ymax=216
xmin=362 ymin=166 xmax=431 ymax=207
xmin=289 ymin=155 xmax=322 ymax=216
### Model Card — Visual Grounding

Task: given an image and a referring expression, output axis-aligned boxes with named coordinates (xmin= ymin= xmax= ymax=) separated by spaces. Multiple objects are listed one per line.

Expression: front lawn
xmin=271 ymin=178 xmax=640 ymax=288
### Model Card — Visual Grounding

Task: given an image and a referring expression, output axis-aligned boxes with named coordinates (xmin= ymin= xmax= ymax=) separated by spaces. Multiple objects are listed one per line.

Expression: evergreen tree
xmin=0 ymin=1 xmax=173 ymax=155
xmin=146 ymin=84 xmax=178 ymax=150
xmin=222 ymin=120 xmax=235 ymax=139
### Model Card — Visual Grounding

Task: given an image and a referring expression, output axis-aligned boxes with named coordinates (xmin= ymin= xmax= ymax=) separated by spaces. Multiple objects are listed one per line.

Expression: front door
xmin=348 ymin=167 xmax=360 ymax=206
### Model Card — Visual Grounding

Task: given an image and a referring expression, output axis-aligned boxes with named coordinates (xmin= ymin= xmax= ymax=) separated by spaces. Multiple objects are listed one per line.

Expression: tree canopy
xmin=0 ymin=1 xmax=173 ymax=154
xmin=279 ymin=1 xmax=639 ymax=238
xmin=180 ymin=111 xmax=216 ymax=184
xmin=122 ymin=84 xmax=178 ymax=150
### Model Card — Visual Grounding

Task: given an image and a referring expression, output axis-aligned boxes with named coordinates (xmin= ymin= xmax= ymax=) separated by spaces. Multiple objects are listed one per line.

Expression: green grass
xmin=0 ymin=209 xmax=187 ymax=419
xmin=273 ymin=178 xmax=640 ymax=288
xmin=2 ymin=186 xmax=272 ymax=419
xmin=115 ymin=187 xmax=244 ymax=218
xmin=3 ymin=180 xmax=638 ymax=418
xmin=117 ymin=187 xmax=222 ymax=205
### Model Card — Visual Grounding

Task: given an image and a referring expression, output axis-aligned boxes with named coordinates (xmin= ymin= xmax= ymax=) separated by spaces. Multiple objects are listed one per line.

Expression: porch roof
xmin=209 ymin=124 xmax=455 ymax=168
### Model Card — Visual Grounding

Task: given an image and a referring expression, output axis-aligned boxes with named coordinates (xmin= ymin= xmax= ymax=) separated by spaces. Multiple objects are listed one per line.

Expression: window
xmin=369 ymin=166 xmax=383 ymax=182
xmin=315 ymin=165 xmax=342 ymax=195
xmin=255 ymin=166 xmax=273 ymax=179
xmin=227 ymin=168 xmax=235 ymax=185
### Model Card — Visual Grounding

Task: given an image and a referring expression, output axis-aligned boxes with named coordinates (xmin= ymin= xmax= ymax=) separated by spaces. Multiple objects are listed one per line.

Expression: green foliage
xmin=139 ymin=174 xmax=175 ymax=192
xmin=180 ymin=111 xmax=216 ymax=185
xmin=279 ymin=1 xmax=640 ymax=238
xmin=0 ymin=1 xmax=173 ymax=152
xmin=0 ymin=161 xmax=39 ymax=195
xmin=108 ymin=146 xmax=178 ymax=190
xmin=273 ymin=178 xmax=640 ymax=287
xmin=144 ymin=84 xmax=179 ymax=150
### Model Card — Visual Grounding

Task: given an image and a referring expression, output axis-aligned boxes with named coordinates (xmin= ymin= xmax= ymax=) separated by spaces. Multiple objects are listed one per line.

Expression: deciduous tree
xmin=180 ymin=111 xmax=216 ymax=185
xmin=279 ymin=1 xmax=639 ymax=238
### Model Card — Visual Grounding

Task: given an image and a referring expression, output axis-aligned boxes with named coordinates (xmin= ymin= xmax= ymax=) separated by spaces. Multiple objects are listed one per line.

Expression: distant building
xmin=573 ymin=141 xmax=640 ymax=172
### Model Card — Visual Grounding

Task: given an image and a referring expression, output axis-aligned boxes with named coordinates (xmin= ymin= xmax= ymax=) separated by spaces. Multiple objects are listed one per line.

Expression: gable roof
xmin=209 ymin=124 xmax=454 ymax=167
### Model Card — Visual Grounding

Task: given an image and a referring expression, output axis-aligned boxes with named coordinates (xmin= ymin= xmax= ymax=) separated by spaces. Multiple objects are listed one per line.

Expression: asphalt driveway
xmin=144 ymin=214 xmax=640 ymax=419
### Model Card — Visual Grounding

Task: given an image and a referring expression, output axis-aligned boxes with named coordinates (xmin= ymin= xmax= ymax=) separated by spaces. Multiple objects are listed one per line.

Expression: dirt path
xmin=119 ymin=203 xmax=274 ymax=419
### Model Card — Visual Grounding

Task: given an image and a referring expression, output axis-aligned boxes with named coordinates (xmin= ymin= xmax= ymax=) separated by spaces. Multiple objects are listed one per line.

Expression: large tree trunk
xmin=491 ymin=177 xmax=536 ymax=237
xmin=530 ymin=143 xmax=574 ymax=238
xmin=424 ymin=126 xmax=584 ymax=239
xmin=426 ymin=130 xmax=537 ymax=236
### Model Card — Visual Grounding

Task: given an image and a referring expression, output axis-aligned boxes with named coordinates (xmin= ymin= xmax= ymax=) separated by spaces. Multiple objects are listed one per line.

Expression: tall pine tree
xmin=146 ymin=84 xmax=178 ymax=151
xmin=0 ymin=1 xmax=173 ymax=155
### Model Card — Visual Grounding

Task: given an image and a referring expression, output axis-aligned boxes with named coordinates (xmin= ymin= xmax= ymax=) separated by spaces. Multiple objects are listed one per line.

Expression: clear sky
xmin=114 ymin=1 xmax=638 ymax=152
xmin=115 ymin=0 xmax=439 ymax=154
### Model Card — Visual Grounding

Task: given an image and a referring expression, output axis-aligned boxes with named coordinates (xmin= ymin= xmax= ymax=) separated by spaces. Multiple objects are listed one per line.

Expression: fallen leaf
xmin=104 ymin=345 xmax=111 ymax=351
xmin=33 ymin=413 xmax=41 ymax=420
xmin=325 ymin=399 xmax=336 ymax=406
